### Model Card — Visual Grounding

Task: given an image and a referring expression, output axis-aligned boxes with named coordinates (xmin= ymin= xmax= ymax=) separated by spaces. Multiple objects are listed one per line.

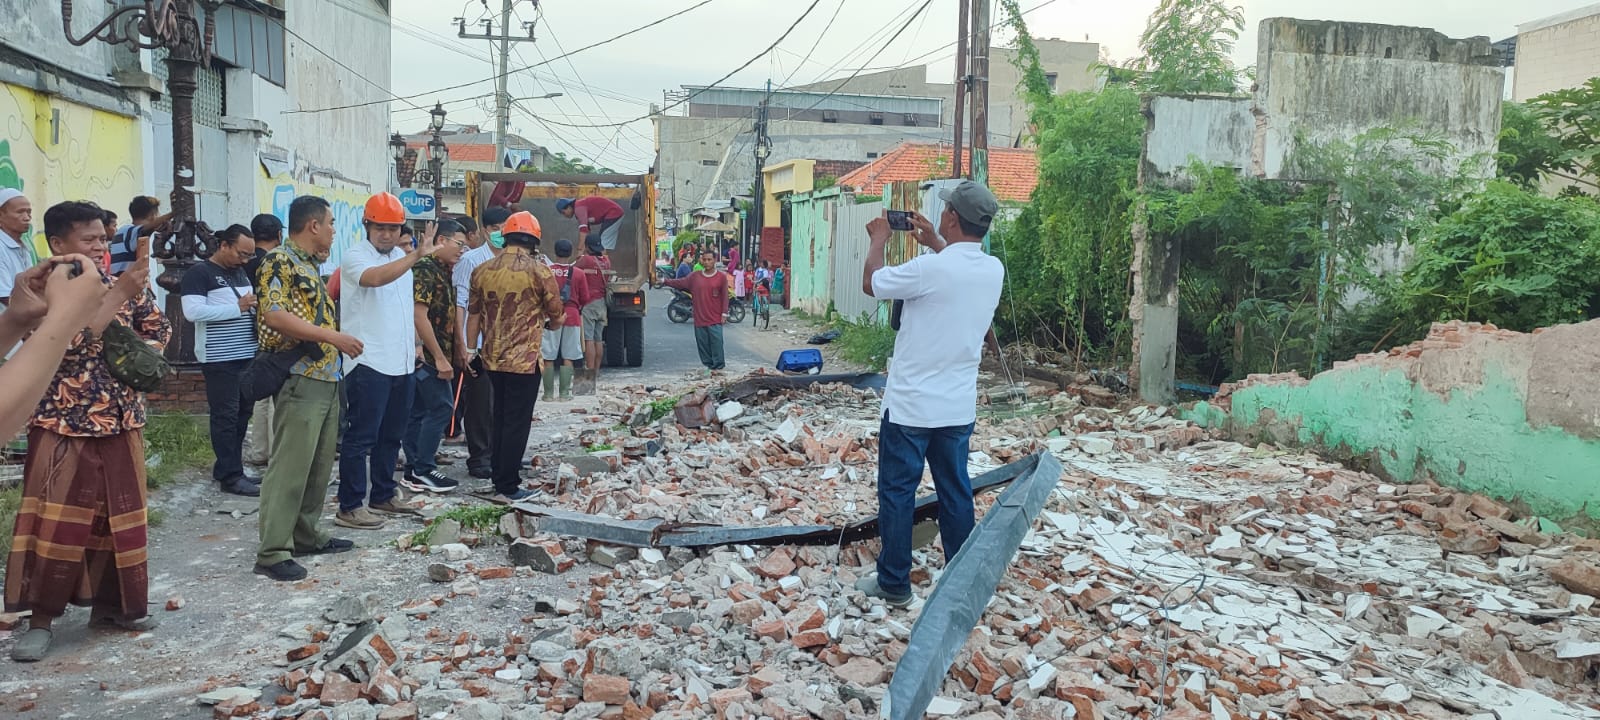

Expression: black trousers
xmin=462 ymin=361 xmax=494 ymax=472
xmin=200 ymin=358 xmax=255 ymax=484
xmin=486 ymin=370 xmax=540 ymax=496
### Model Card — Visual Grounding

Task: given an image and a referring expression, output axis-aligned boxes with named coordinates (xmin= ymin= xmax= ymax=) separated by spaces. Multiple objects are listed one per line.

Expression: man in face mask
xmin=451 ymin=206 xmax=512 ymax=479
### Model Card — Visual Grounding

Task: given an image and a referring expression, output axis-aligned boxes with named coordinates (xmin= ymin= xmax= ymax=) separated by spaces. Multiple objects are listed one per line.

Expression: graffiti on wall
xmin=0 ymin=83 xmax=141 ymax=259
xmin=255 ymin=169 xmax=371 ymax=274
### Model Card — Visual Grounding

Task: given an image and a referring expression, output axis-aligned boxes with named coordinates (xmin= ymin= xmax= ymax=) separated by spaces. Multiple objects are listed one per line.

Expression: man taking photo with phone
xmin=854 ymin=180 xmax=1004 ymax=608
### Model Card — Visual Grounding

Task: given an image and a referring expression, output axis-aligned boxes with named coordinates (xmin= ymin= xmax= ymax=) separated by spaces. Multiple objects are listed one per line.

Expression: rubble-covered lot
xmin=12 ymin=371 xmax=1600 ymax=720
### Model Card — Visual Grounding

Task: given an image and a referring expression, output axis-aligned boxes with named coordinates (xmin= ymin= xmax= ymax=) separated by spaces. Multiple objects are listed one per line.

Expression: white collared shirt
xmin=339 ymin=240 xmax=415 ymax=376
xmin=0 ymin=228 xmax=32 ymax=301
xmin=871 ymin=241 xmax=1004 ymax=428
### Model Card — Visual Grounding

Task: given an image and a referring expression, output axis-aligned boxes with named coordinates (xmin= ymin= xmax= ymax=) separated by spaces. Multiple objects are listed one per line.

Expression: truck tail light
xmin=631 ymin=296 xmax=642 ymax=305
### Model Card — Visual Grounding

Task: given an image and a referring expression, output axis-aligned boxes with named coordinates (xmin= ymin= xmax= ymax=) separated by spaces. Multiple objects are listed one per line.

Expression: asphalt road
xmin=603 ymin=287 xmax=794 ymax=384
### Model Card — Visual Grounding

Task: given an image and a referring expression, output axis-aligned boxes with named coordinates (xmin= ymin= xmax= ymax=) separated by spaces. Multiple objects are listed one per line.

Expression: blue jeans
xmin=403 ymin=365 xmax=454 ymax=476
xmin=338 ymin=364 xmax=414 ymax=513
xmin=875 ymin=413 xmax=976 ymax=596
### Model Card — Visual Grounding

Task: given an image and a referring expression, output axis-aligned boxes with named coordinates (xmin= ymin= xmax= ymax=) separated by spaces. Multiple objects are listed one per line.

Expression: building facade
xmin=0 ymin=0 xmax=393 ymax=276
xmin=1511 ymin=4 xmax=1600 ymax=102
xmin=654 ymin=38 xmax=1098 ymax=228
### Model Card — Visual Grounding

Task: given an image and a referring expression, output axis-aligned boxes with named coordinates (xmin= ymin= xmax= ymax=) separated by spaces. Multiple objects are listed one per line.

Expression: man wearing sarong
xmin=4 ymin=200 xmax=172 ymax=662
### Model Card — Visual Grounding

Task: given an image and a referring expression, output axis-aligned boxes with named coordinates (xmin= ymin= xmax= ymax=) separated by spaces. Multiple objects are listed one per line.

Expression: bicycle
xmin=750 ymin=287 xmax=771 ymax=330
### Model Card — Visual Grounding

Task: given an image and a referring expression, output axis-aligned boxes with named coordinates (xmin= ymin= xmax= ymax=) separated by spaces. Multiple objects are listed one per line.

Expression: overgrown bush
xmin=1399 ymin=181 xmax=1600 ymax=331
xmin=993 ymin=86 xmax=1143 ymax=361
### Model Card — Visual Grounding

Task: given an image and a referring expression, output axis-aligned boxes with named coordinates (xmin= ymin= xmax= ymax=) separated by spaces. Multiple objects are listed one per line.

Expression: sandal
xmin=90 ymin=611 xmax=159 ymax=632
xmin=10 ymin=628 xmax=52 ymax=662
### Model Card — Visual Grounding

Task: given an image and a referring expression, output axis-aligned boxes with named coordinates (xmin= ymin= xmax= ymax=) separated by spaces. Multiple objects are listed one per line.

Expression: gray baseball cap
xmin=938 ymin=180 xmax=999 ymax=226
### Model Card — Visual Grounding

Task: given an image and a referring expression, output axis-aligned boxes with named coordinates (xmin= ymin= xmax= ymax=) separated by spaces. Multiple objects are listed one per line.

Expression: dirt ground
xmin=0 ymin=307 xmax=833 ymax=719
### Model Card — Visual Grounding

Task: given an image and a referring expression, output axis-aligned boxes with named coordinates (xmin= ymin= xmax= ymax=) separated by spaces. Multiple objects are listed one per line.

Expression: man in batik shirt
xmin=5 ymin=201 xmax=171 ymax=662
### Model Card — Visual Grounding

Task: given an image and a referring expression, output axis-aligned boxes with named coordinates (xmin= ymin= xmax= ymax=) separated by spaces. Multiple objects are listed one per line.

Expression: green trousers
xmin=694 ymin=324 xmax=725 ymax=370
xmin=257 ymin=375 xmax=339 ymax=565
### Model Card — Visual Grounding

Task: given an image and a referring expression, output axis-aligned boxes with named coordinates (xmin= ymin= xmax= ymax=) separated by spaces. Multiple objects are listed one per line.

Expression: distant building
xmin=1509 ymin=4 xmax=1600 ymax=101
xmin=399 ymin=128 xmax=549 ymax=218
xmin=654 ymin=38 xmax=1098 ymax=227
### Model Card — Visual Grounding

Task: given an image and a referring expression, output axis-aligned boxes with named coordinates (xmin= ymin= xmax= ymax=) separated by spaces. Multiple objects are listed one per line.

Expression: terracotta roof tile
xmin=836 ymin=143 xmax=1037 ymax=202
xmin=409 ymin=141 xmax=496 ymax=164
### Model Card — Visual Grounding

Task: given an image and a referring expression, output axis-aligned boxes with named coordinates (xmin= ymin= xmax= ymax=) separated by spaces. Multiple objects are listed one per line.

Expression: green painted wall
xmin=1185 ymin=361 xmax=1600 ymax=527
xmin=789 ymin=187 xmax=839 ymax=315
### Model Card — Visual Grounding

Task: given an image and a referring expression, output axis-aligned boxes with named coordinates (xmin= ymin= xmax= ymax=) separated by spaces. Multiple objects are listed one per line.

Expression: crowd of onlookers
xmin=0 ymin=187 xmax=618 ymax=662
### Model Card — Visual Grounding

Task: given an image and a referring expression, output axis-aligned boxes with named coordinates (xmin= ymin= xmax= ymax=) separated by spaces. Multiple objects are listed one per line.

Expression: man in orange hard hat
xmin=465 ymin=210 xmax=563 ymax=502
xmin=335 ymin=192 xmax=444 ymax=530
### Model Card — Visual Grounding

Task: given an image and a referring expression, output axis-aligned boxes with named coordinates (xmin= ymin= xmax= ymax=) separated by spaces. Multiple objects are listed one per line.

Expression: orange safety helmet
xmin=363 ymin=192 xmax=405 ymax=225
xmin=501 ymin=210 xmax=541 ymax=241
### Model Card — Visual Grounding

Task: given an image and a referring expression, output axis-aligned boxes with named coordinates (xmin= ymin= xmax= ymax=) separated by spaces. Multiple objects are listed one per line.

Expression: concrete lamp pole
xmin=61 ymin=0 xmax=223 ymax=364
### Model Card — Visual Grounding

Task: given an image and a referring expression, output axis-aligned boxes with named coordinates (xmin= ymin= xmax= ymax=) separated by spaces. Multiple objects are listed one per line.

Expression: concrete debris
xmin=214 ymin=370 xmax=1600 ymax=720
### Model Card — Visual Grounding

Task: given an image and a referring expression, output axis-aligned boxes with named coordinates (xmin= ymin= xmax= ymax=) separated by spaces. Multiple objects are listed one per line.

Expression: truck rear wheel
xmin=603 ymin=321 xmax=626 ymax=368
xmin=624 ymin=316 xmax=644 ymax=367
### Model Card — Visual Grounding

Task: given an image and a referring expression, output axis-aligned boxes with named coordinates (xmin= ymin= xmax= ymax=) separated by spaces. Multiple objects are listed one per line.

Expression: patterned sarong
xmin=4 ymin=428 xmax=149 ymax=620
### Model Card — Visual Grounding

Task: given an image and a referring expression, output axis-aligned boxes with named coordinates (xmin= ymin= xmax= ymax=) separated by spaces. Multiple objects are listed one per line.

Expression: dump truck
xmin=465 ymin=171 xmax=655 ymax=367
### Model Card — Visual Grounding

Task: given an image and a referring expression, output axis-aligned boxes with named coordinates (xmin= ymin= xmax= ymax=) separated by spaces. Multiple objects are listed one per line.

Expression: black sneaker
xmin=221 ymin=477 xmax=261 ymax=497
xmin=293 ymin=538 xmax=355 ymax=557
xmin=468 ymin=465 xmax=493 ymax=480
xmin=399 ymin=470 xmax=460 ymax=494
xmin=254 ymin=559 xmax=308 ymax=582
xmin=493 ymin=488 xmax=539 ymax=503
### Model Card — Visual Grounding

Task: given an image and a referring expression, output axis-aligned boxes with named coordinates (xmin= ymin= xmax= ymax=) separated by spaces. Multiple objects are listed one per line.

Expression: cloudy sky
xmin=386 ymin=0 xmax=1585 ymax=171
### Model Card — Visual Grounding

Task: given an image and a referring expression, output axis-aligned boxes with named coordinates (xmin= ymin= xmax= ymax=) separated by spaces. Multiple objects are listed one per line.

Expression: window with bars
xmin=150 ymin=49 xmax=227 ymax=128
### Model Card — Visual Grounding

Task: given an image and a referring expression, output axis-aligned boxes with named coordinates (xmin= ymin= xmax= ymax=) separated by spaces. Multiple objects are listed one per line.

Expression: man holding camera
xmin=855 ymin=181 xmax=1004 ymax=608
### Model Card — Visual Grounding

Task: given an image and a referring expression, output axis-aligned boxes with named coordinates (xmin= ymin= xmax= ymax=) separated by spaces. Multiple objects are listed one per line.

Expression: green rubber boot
xmin=542 ymin=365 xmax=556 ymax=401
xmin=558 ymin=365 xmax=574 ymax=401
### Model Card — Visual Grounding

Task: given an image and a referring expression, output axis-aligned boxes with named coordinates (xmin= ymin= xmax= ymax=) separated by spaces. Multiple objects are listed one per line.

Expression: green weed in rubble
xmin=0 ymin=485 xmax=19 ymax=559
xmin=406 ymin=504 xmax=510 ymax=547
xmin=143 ymin=413 xmax=215 ymax=489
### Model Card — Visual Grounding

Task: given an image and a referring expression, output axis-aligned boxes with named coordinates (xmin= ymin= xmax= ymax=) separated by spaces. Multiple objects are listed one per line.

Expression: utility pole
xmin=969 ymin=0 xmax=991 ymax=188
xmin=457 ymin=1 xmax=538 ymax=168
xmin=750 ymin=80 xmax=772 ymax=265
xmin=952 ymin=0 xmax=970 ymax=178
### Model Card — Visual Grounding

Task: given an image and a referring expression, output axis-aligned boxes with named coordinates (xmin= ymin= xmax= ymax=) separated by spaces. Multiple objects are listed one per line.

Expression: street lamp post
xmin=394 ymin=104 xmax=449 ymax=216
xmin=62 ymin=0 xmax=223 ymax=363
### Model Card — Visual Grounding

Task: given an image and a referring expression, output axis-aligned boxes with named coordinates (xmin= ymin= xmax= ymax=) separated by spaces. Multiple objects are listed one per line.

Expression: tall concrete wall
xmin=1187 ymin=321 xmax=1600 ymax=530
xmin=1513 ymin=5 xmax=1600 ymax=102
xmin=1255 ymin=19 xmax=1505 ymax=180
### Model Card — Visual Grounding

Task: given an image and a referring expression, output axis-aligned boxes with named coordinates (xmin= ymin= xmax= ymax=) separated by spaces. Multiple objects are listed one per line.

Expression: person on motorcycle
xmin=661 ymin=249 xmax=729 ymax=374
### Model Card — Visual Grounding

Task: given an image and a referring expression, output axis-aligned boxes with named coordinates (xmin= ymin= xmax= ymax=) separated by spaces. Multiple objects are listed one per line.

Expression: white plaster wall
xmin=273 ymin=0 xmax=392 ymax=194
xmin=1254 ymin=19 xmax=1505 ymax=181
xmin=1143 ymin=96 xmax=1255 ymax=180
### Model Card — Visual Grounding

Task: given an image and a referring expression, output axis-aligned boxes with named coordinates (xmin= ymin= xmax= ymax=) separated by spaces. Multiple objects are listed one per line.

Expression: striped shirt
xmin=109 ymin=224 xmax=143 ymax=275
xmin=179 ymin=260 xmax=258 ymax=363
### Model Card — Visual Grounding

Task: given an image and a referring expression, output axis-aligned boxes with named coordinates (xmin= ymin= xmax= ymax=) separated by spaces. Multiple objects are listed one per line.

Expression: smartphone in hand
xmin=886 ymin=210 xmax=914 ymax=232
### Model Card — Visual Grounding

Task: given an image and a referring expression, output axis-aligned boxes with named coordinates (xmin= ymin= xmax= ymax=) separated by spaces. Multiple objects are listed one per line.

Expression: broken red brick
xmin=753 ymin=619 xmax=788 ymax=641
xmin=583 ymin=674 xmax=631 ymax=705
xmin=364 ymin=667 xmax=404 ymax=705
xmin=710 ymin=687 xmax=753 ymax=715
xmin=319 ymin=673 xmax=362 ymax=704
xmin=756 ymin=549 xmax=797 ymax=579
xmin=783 ymin=605 xmax=824 ymax=635
xmin=476 ymin=566 xmax=514 ymax=580
xmin=728 ymin=599 xmax=764 ymax=624
xmin=1550 ymin=557 xmax=1600 ymax=597
xmin=376 ymin=702 xmax=419 ymax=720
xmin=790 ymin=629 xmax=828 ymax=649
xmin=286 ymin=643 xmax=321 ymax=662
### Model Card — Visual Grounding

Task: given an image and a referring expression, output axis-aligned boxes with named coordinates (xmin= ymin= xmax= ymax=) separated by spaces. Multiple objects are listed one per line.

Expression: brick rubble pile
xmin=197 ymin=373 xmax=1600 ymax=720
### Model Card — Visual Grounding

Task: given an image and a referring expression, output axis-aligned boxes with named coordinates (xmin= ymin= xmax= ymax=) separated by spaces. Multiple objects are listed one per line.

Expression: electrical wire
xmin=286 ymin=0 xmax=721 ymax=115
xmin=519 ymin=0 xmax=825 ymax=130
xmin=267 ymin=14 xmax=425 ymax=112
xmin=788 ymin=0 xmax=935 ymax=116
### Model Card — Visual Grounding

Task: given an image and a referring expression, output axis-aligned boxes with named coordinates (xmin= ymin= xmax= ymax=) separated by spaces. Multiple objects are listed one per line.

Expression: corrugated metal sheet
xmin=831 ymin=200 xmax=885 ymax=323
xmin=684 ymin=86 xmax=943 ymax=118
xmin=789 ymin=187 xmax=839 ymax=316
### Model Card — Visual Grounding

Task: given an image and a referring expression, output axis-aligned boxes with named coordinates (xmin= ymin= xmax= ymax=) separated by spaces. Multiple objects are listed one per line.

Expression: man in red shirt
xmin=542 ymin=239 xmax=596 ymax=400
xmin=661 ymin=249 xmax=729 ymax=374
xmin=556 ymin=196 xmax=624 ymax=255
xmin=573 ymin=236 xmax=610 ymax=384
